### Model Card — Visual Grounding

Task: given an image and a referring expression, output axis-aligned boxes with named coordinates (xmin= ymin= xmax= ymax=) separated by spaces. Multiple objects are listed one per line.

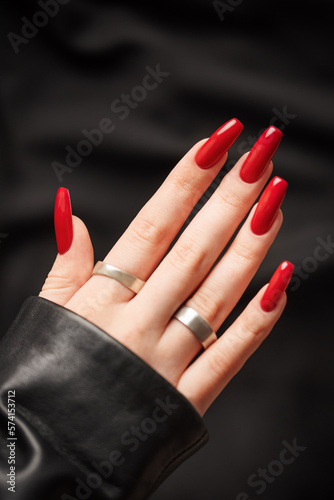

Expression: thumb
xmin=39 ymin=188 xmax=94 ymax=306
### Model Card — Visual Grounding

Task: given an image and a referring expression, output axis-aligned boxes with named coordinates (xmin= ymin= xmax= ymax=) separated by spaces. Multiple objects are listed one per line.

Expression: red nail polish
xmin=240 ymin=126 xmax=283 ymax=183
xmin=195 ymin=118 xmax=244 ymax=169
xmin=251 ymin=177 xmax=287 ymax=235
xmin=261 ymin=261 xmax=294 ymax=312
xmin=54 ymin=188 xmax=73 ymax=255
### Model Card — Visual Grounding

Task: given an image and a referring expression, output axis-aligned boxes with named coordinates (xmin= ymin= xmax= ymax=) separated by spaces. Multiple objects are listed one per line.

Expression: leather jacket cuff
xmin=0 ymin=296 xmax=209 ymax=499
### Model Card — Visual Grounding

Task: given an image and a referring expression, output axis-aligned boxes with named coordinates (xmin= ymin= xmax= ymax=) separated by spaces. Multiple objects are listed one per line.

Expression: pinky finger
xmin=177 ymin=261 xmax=294 ymax=416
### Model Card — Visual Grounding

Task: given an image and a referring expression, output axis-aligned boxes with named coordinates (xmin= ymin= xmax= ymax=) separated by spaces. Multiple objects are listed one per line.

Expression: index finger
xmin=91 ymin=119 xmax=243 ymax=301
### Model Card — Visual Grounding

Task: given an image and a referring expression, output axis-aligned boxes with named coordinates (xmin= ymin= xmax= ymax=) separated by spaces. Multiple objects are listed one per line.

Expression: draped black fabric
xmin=0 ymin=1 xmax=333 ymax=499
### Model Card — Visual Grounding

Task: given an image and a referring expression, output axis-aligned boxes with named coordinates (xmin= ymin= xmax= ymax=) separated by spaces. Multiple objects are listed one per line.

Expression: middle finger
xmin=131 ymin=150 xmax=275 ymax=330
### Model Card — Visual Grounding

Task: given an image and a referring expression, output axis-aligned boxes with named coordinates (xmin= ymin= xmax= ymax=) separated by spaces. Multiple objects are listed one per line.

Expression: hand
xmin=40 ymin=119 xmax=293 ymax=416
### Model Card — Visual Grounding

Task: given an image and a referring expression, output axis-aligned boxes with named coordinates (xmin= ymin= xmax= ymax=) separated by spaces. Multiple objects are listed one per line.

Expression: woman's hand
xmin=39 ymin=119 xmax=293 ymax=417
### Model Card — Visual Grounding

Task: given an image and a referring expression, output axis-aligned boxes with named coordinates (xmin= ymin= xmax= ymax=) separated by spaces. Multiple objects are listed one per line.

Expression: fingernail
xmin=251 ymin=177 xmax=287 ymax=235
xmin=195 ymin=118 xmax=244 ymax=169
xmin=54 ymin=187 xmax=73 ymax=255
xmin=240 ymin=126 xmax=283 ymax=183
xmin=261 ymin=261 xmax=294 ymax=312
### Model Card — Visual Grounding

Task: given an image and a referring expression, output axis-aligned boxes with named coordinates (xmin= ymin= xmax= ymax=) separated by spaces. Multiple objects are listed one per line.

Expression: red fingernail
xmin=195 ymin=118 xmax=244 ymax=169
xmin=251 ymin=177 xmax=287 ymax=235
xmin=261 ymin=261 xmax=294 ymax=312
xmin=54 ymin=188 xmax=73 ymax=255
xmin=240 ymin=126 xmax=283 ymax=183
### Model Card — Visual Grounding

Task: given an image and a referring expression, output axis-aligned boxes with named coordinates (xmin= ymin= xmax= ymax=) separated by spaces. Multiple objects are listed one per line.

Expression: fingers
xmin=39 ymin=189 xmax=94 ymax=306
xmin=137 ymin=171 xmax=286 ymax=382
xmin=181 ymin=178 xmax=287 ymax=336
xmin=156 ymin=203 xmax=284 ymax=374
xmin=77 ymin=119 xmax=243 ymax=304
xmin=132 ymin=152 xmax=275 ymax=331
xmin=177 ymin=261 xmax=294 ymax=416
xmin=187 ymin=209 xmax=283 ymax=331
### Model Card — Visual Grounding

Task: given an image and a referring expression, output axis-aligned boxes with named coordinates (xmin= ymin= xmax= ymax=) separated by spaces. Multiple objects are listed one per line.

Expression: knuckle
xmin=206 ymin=345 xmax=231 ymax=379
xmin=169 ymin=171 xmax=200 ymax=209
xmin=192 ymin=287 xmax=222 ymax=325
xmin=130 ymin=215 xmax=165 ymax=248
xmin=215 ymin=185 xmax=245 ymax=212
xmin=170 ymin=171 xmax=197 ymax=197
xmin=238 ymin=309 xmax=264 ymax=338
xmin=170 ymin=238 xmax=204 ymax=273
xmin=41 ymin=274 xmax=74 ymax=293
xmin=231 ymin=239 xmax=260 ymax=263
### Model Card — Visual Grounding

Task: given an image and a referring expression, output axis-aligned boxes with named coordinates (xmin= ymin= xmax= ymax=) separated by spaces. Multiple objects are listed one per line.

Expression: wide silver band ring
xmin=173 ymin=306 xmax=217 ymax=349
xmin=92 ymin=261 xmax=145 ymax=294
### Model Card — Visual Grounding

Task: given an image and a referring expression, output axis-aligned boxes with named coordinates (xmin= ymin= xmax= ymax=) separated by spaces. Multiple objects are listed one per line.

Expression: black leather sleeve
xmin=0 ymin=297 xmax=209 ymax=500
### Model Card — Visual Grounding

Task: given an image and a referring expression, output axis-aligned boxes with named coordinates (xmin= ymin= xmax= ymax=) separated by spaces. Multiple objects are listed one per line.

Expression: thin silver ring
xmin=173 ymin=306 xmax=217 ymax=349
xmin=92 ymin=261 xmax=145 ymax=294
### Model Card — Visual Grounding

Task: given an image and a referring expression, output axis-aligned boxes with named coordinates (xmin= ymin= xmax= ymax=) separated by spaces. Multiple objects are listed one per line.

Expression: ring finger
xmin=156 ymin=177 xmax=286 ymax=379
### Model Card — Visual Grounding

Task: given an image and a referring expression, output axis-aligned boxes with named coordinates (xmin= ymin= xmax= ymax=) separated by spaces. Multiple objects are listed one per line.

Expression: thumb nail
xmin=54 ymin=187 xmax=73 ymax=255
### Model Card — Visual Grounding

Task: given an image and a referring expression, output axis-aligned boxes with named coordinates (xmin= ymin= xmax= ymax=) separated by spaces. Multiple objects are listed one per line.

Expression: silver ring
xmin=92 ymin=261 xmax=145 ymax=294
xmin=173 ymin=306 xmax=217 ymax=349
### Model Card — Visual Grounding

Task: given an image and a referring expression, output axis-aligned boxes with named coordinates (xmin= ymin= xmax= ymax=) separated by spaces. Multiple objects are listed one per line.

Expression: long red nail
xmin=251 ymin=177 xmax=287 ymax=235
xmin=261 ymin=261 xmax=294 ymax=312
xmin=195 ymin=118 xmax=243 ymax=169
xmin=240 ymin=126 xmax=283 ymax=183
xmin=54 ymin=188 xmax=73 ymax=255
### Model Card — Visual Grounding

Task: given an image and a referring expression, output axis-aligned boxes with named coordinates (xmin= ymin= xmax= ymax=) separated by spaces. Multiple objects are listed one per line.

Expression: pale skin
xmin=40 ymin=139 xmax=286 ymax=417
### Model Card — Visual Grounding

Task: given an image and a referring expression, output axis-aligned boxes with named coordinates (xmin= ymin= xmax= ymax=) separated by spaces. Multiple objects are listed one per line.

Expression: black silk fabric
xmin=0 ymin=1 xmax=333 ymax=499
